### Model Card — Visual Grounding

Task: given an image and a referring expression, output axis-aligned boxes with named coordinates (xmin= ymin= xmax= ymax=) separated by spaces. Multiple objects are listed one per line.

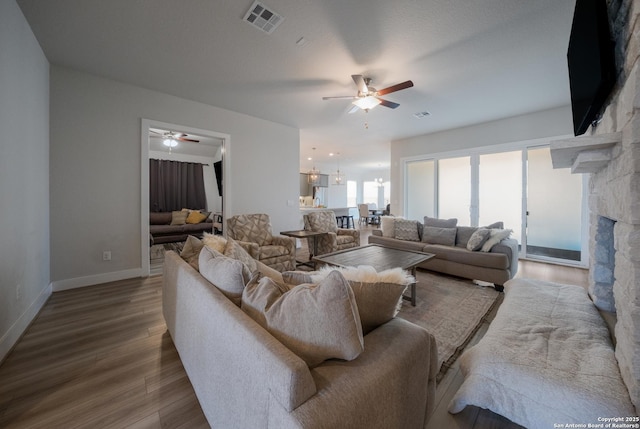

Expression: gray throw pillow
xmin=394 ymin=219 xmax=421 ymax=241
xmin=421 ymin=226 xmax=456 ymax=246
xmin=423 ymin=216 xmax=458 ymax=228
xmin=466 ymin=228 xmax=491 ymax=251
xmin=455 ymin=226 xmax=478 ymax=248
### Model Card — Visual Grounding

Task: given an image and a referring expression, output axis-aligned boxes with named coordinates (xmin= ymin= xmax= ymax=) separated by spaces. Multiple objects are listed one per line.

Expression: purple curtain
xmin=149 ymin=159 xmax=207 ymax=212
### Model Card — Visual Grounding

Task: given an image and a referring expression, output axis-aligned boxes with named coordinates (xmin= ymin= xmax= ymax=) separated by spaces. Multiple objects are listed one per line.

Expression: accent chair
xmin=226 ymin=213 xmax=296 ymax=272
xmin=303 ymin=210 xmax=360 ymax=257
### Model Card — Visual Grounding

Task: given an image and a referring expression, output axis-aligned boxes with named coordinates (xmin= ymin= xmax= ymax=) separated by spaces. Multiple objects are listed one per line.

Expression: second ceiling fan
xmin=323 ymin=74 xmax=414 ymax=113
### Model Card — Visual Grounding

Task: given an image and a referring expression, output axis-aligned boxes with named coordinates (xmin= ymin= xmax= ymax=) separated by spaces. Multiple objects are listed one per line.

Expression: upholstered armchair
xmin=226 ymin=213 xmax=296 ymax=272
xmin=303 ymin=210 xmax=360 ymax=257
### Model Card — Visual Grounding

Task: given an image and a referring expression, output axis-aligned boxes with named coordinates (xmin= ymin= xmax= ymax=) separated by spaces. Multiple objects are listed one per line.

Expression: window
xmin=363 ymin=181 xmax=380 ymax=206
xmin=347 ymin=180 xmax=357 ymax=207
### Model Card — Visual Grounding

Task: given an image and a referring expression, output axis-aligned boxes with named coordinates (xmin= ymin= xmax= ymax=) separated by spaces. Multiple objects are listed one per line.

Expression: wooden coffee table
xmin=313 ymin=244 xmax=434 ymax=306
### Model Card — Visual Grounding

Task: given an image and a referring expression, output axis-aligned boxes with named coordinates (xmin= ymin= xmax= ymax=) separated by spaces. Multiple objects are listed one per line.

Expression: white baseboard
xmin=51 ymin=268 xmax=142 ymax=292
xmin=0 ymin=283 xmax=52 ymax=363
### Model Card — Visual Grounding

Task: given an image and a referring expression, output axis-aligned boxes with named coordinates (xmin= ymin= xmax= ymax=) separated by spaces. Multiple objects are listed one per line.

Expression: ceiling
xmin=17 ymin=0 xmax=576 ymax=171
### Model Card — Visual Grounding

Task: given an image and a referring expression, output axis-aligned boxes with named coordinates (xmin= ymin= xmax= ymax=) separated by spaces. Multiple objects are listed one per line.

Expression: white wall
xmin=0 ymin=0 xmax=50 ymax=360
xmin=390 ymin=105 xmax=574 ymax=216
xmin=50 ymin=66 xmax=300 ymax=289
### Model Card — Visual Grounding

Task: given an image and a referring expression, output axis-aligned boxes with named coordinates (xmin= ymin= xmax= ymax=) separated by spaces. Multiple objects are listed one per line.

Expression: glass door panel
xmin=438 ymin=156 xmax=470 ymax=224
xmin=406 ymin=159 xmax=435 ymax=220
xmin=526 ymin=147 xmax=583 ymax=262
xmin=479 ymin=151 xmax=522 ymax=243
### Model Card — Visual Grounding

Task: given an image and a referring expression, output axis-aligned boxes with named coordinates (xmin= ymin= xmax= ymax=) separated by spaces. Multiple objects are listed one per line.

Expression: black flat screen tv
xmin=567 ymin=0 xmax=617 ymax=136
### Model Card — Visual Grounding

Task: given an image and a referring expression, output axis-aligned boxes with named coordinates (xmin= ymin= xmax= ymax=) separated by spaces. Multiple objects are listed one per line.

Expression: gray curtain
xmin=149 ymin=159 xmax=207 ymax=212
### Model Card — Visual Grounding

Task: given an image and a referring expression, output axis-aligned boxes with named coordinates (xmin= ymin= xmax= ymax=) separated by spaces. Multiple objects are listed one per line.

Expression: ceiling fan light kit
xmin=323 ymin=74 xmax=414 ymax=113
xmin=352 ymin=96 xmax=381 ymax=110
xmin=163 ymin=138 xmax=178 ymax=148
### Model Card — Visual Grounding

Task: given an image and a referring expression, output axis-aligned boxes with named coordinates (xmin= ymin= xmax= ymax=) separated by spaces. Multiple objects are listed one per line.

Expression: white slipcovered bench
xmin=448 ymin=278 xmax=636 ymax=429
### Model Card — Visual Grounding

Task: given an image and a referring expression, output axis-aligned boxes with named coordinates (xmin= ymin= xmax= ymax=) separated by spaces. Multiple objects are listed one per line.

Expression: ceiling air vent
xmin=413 ymin=111 xmax=431 ymax=119
xmin=243 ymin=1 xmax=284 ymax=34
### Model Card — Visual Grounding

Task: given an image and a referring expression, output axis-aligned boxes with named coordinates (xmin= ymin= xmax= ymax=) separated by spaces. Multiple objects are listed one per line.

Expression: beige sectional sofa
xmin=162 ymin=243 xmax=438 ymax=429
xmin=368 ymin=217 xmax=518 ymax=290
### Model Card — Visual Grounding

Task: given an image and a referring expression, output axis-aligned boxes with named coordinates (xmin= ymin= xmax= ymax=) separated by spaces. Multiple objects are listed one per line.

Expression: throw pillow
xmin=481 ymin=229 xmax=513 ymax=252
xmin=421 ymin=226 xmax=456 ymax=246
xmin=186 ymin=210 xmax=207 ymax=224
xmin=199 ymin=245 xmax=247 ymax=306
xmin=380 ymin=216 xmax=396 ymax=238
xmin=202 ymin=232 xmax=227 ymax=254
xmin=466 ymin=228 xmax=491 ymax=251
xmin=180 ymin=235 xmax=204 ymax=270
xmin=241 ymin=271 xmax=364 ymax=367
xmin=224 ymin=237 xmax=258 ymax=280
xmin=484 ymin=221 xmax=504 ymax=229
xmin=282 ymin=271 xmax=313 ymax=286
xmin=394 ymin=219 xmax=421 ymax=241
xmin=310 ymin=265 xmax=411 ymax=335
xmin=170 ymin=210 xmax=188 ymax=225
xmin=455 ymin=226 xmax=478 ymax=248
xmin=423 ymin=216 xmax=458 ymax=228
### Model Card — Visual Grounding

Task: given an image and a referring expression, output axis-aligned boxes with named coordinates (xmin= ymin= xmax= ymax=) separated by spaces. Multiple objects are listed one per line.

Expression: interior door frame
xmin=140 ymin=118 xmax=231 ymax=277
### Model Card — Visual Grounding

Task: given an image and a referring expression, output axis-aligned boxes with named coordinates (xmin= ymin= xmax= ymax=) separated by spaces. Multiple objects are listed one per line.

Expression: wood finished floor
xmin=1 ymin=225 xmax=589 ymax=429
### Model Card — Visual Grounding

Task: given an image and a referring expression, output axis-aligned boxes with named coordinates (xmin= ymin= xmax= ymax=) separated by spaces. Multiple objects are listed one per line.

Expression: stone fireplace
xmin=551 ymin=0 xmax=640 ymax=410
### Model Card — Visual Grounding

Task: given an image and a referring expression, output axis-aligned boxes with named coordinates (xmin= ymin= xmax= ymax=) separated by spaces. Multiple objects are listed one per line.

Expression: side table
xmin=280 ymin=230 xmax=327 ymax=269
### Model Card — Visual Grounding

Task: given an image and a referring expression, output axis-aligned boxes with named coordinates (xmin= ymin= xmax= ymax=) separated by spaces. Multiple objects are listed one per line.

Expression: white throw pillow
xmin=202 ymin=232 xmax=227 ymax=254
xmin=199 ymin=246 xmax=247 ymax=306
xmin=241 ymin=271 xmax=364 ymax=367
xmin=480 ymin=229 xmax=512 ymax=252
xmin=380 ymin=216 xmax=396 ymax=237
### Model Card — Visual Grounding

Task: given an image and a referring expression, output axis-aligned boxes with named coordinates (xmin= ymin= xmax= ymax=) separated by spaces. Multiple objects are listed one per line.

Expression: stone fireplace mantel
xmin=550 ymin=132 xmax=621 ymax=174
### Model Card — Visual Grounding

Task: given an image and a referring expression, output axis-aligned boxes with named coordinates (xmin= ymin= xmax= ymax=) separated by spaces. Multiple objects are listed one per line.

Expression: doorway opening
xmin=140 ymin=119 xmax=230 ymax=276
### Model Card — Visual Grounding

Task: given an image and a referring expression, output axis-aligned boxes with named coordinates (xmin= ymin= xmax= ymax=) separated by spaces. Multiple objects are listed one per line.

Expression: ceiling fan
xmin=322 ymin=75 xmax=414 ymax=113
xmin=150 ymin=130 xmax=200 ymax=147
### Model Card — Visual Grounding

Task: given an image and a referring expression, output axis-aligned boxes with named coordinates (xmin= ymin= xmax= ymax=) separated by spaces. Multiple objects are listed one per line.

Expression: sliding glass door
xmin=404 ymin=144 xmax=586 ymax=265
xmin=438 ymin=156 xmax=471 ymax=225
xmin=478 ymin=151 xmax=522 ymax=244
xmin=406 ymin=159 xmax=435 ymax=220
xmin=525 ymin=147 xmax=583 ymax=262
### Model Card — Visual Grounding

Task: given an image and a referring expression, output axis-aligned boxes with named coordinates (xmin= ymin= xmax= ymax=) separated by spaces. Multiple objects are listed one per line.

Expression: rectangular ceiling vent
xmin=413 ymin=111 xmax=431 ymax=119
xmin=243 ymin=1 xmax=284 ymax=34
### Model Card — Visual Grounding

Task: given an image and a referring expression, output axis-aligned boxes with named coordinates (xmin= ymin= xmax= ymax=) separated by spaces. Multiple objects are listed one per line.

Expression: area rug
xmin=397 ymin=269 xmax=503 ymax=382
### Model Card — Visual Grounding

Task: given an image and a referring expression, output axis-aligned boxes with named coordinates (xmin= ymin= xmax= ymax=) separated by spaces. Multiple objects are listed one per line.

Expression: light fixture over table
xmin=308 ymin=147 xmax=320 ymax=184
xmin=333 ymin=152 xmax=345 ymax=185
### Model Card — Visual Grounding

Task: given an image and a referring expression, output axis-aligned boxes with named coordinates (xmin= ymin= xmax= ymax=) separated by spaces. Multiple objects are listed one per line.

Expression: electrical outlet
xmin=16 ymin=284 xmax=21 ymax=301
xmin=103 ymin=250 xmax=112 ymax=261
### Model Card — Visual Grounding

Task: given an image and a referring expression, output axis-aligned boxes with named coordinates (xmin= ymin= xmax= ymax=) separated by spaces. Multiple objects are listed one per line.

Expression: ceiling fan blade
xmin=178 ymin=138 xmax=200 ymax=143
xmin=376 ymin=80 xmax=414 ymax=96
xmin=347 ymin=104 xmax=360 ymax=114
xmin=150 ymin=130 xmax=163 ymax=135
xmin=378 ymin=98 xmax=400 ymax=109
xmin=351 ymin=75 xmax=368 ymax=94
xmin=323 ymin=96 xmax=357 ymax=100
